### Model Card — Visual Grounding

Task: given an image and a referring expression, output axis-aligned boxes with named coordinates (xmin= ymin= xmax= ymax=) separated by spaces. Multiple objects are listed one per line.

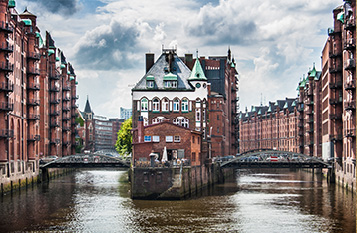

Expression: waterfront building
xmin=0 ymin=1 xmax=78 ymax=191
xmin=120 ymin=107 xmax=132 ymax=120
xmin=131 ymin=48 xmax=238 ymax=163
xmin=239 ymin=0 xmax=355 ymax=191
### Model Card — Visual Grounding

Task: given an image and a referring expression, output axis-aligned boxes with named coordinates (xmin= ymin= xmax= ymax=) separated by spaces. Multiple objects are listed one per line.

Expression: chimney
xmin=146 ymin=53 xmax=155 ymax=73
xmin=138 ymin=116 xmax=144 ymax=143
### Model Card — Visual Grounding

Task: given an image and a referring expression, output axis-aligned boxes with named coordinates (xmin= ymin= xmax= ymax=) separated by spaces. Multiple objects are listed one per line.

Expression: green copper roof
xmin=188 ymin=59 xmax=207 ymax=81
xmin=75 ymin=81 xmax=78 ymax=85
xmin=251 ymin=106 xmax=256 ymax=112
xmin=146 ymin=75 xmax=155 ymax=81
xmin=267 ymin=105 xmax=272 ymax=113
xmin=292 ymin=101 xmax=296 ymax=107
xmin=60 ymin=64 xmax=65 ymax=69
xmin=283 ymin=101 xmax=288 ymax=109
xmin=309 ymin=64 xmax=317 ymax=78
xmin=245 ymin=112 xmax=249 ymax=117
xmin=337 ymin=11 xmax=344 ymax=23
xmin=299 ymin=77 xmax=306 ymax=88
xmin=22 ymin=19 xmax=32 ymax=26
xmin=36 ymin=32 xmax=44 ymax=48
xmin=47 ymin=49 xmax=55 ymax=56
xmin=56 ymin=57 xmax=60 ymax=61
xmin=8 ymin=0 xmax=15 ymax=8
xmin=231 ymin=62 xmax=235 ymax=68
xmin=274 ymin=102 xmax=278 ymax=106
xmin=258 ymin=109 xmax=261 ymax=115
xmin=239 ymin=113 xmax=242 ymax=119
xmin=163 ymin=72 xmax=177 ymax=81
xmin=70 ymin=76 xmax=75 ymax=81
xmin=67 ymin=71 xmax=71 ymax=75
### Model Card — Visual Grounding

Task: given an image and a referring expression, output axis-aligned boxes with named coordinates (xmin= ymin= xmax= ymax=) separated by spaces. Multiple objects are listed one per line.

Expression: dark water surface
xmin=0 ymin=169 xmax=355 ymax=232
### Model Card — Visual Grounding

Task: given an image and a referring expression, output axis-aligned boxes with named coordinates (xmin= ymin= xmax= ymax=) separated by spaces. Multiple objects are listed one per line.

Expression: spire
xmin=309 ymin=62 xmax=317 ymax=78
xmin=228 ymin=46 xmax=231 ymax=62
xmin=84 ymin=95 xmax=93 ymax=114
xmin=188 ymin=55 xmax=207 ymax=81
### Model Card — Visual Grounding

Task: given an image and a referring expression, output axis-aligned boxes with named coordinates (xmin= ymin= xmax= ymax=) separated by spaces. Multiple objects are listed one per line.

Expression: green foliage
xmin=75 ymin=138 xmax=83 ymax=153
xmin=115 ymin=118 xmax=132 ymax=156
xmin=75 ymin=116 xmax=84 ymax=127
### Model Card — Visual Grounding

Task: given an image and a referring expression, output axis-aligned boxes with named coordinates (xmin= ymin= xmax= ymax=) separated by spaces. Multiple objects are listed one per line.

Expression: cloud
xmin=73 ymin=20 xmax=141 ymax=70
xmin=25 ymin=0 xmax=80 ymax=16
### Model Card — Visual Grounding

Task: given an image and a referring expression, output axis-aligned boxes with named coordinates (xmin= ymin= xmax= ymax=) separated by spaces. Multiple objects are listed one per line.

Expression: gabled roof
xmin=132 ymin=51 xmax=194 ymax=91
xmin=188 ymin=58 xmax=207 ymax=81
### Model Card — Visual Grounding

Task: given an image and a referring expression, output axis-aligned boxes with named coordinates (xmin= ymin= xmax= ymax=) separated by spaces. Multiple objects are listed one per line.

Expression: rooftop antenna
xmin=260 ymin=93 xmax=263 ymax=106
xmin=196 ymin=49 xmax=198 ymax=58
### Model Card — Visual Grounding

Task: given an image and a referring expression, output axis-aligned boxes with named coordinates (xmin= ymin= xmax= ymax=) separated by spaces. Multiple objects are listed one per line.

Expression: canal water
xmin=0 ymin=169 xmax=355 ymax=232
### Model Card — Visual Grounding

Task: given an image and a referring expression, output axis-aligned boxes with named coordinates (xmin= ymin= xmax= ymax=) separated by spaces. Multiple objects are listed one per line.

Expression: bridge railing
xmin=134 ymin=159 xmax=191 ymax=168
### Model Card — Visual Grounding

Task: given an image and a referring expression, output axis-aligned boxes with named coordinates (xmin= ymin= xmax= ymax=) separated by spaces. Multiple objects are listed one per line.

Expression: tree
xmin=115 ymin=117 xmax=132 ymax=156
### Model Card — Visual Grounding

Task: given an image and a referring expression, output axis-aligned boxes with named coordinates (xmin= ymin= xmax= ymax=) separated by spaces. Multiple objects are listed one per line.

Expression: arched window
xmin=153 ymin=98 xmax=160 ymax=112
xmin=162 ymin=98 xmax=169 ymax=112
xmin=141 ymin=98 xmax=148 ymax=111
xmin=181 ymin=98 xmax=188 ymax=112
xmin=173 ymin=98 xmax=180 ymax=112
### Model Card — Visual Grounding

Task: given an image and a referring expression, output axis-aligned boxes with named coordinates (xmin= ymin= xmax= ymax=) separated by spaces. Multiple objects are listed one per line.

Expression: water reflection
xmin=0 ymin=169 xmax=354 ymax=232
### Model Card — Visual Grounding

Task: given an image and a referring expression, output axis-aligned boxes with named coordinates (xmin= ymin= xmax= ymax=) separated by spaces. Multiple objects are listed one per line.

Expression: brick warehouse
xmin=132 ymin=47 xmax=239 ymax=163
xmin=0 ymin=1 xmax=78 ymax=191
xmin=239 ymin=0 xmax=356 ymax=191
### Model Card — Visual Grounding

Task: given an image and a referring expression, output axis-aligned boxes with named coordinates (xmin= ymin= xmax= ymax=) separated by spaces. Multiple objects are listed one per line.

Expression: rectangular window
xmin=217 ymin=127 xmax=219 ymax=133
xmin=153 ymin=136 xmax=160 ymax=142
xmin=146 ymin=81 xmax=154 ymax=88
xmin=192 ymin=152 xmax=196 ymax=161
xmin=166 ymin=136 xmax=173 ymax=142
xmin=174 ymin=135 xmax=180 ymax=142
xmin=192 ymin=136 xmax=195 ymax=143
xmin=144 ymin=136 xmax=151 ymax=142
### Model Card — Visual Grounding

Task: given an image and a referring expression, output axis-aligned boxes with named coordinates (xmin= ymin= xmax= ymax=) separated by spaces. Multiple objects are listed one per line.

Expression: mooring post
xmin=41 ymin=168 xmax=49 ymax=182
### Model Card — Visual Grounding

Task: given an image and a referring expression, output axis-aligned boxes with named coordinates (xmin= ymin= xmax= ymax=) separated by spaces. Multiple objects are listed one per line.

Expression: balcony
xmin=71 ymin=104 xmax=78 ymax=109
xmin=27 ymin=135 xmax=40 ymax=142
xmin=0 ymin=42 xmax=13 ymax=52
xmin=28 ymin=114 xmax=40 ymax=121
xmin=0 ymin=61 xmax=13 ymax=72
xmin=27 ymin=67 xmax=40 ymax=75
xmin=50 ymin=121 xmax=60 ymax=128
xmin=329 ymin=114 xmax=342 ymax=121
xmin=0 ymin=129 xmax=14 ymax=138
xmin=50 ymin=99 xmax=60 ymax=105
xmin=345 ymin=80 xmax=356 ymax=90
xmin=62 ymin=85 xmax=71 ymax=91
xmin=0 ymin=81 xmax=13 ymax=92
xmin=49 ymin=74 xmax=60 ymax=80
xmin=329 ymin=65 xmax=342 ymax=73
xmin=27 ymin=82 xmax=40 ymax=91
xmin=329 ymin=98 xmax=342 ymax=106
xmin=62 ymin=127 xmax=71 ymax=132
xmin=328 ymin=51 xmax=342 ymax=58
xmin=72 ymin=95 xmax=79 ymax=100
xmin=345 ymin=18 xmax=356 ymax=31
xmin=49 ymin=86 xmax=60 ymax=92
xmin=345 ymin=128 xmax=356 ymax=138
xmin=50 ymin=139 xmax=60 ymax=144
xmin=329 ymin=134 xmax=343 ymax=142
xmin=63 ymin=96 xmax=71 ymax=102
xmin=344 ymin=58 xmax=356 ymax=71
xmin=62 ymin=141 xmax=71 ymax=146
xmin=63 ymin=106 xmax=71 ymax=112
xmin=0 ymin=21 xmax=13 ymax=33
xmin=344 ymin=100 xmax=356 ymax=110
xmin=27 ymin=99 xmax=40 ymax=106
xmin=62 ymin=117 xmax=71 ymax=121
xmin=27 ymin=52 xmax=40 ymax=60
xmin=0 ymin=101 xmax=13 ymax=111
xmin=344 ymin=38 xmax=356 ymax=50
xmin=329 ymin=81 xmax=343 ymax=89
xmin=50 ymin=111 xmax=60 ymax=116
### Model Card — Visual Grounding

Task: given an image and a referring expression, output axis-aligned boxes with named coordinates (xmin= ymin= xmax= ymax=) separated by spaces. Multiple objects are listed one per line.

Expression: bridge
xmin=220 ymin=149 xmax=331 ymax=169
xmin=40 ymin=153 xmax=131 ymax=169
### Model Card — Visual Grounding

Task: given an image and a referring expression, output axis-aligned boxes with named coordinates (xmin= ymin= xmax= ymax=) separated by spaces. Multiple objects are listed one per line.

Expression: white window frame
xmin=162 ymin=99 xmax=169 ymax=112
xmin=141 ymin=98 xmax=148 ymax=111
xmin=181 ymin=99 xmax=188 ymax=112
xmin=153 ymin=136 xmax=160 ymax=142
xmin=153 ymin=98 xmax=160 ymax=112
xmin=166 ymin=136 xmax=173 ymax=142
xmin=174 ymin=135 xmax=180 ymax=142
xmin=144 ymin=136 xmax=152 ymax=142
xmin=173 ymin=99 xmax=180 ymax=112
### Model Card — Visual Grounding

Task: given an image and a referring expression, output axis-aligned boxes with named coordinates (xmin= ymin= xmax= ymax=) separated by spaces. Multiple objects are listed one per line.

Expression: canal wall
xmin=131 ymin=163 xmax=233 ymax=199
xmin=0 ymin=165 xmax=74 ymax=195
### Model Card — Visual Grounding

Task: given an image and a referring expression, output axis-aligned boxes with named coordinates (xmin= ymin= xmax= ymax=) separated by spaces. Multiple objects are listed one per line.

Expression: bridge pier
xmin=41 ymin=168 xmax=49 ymax=182
xmin=327 ymin=165 xmax=335 ymax=184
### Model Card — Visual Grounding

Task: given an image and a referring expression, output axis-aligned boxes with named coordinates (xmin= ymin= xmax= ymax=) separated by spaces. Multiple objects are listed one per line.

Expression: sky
xmin=17 ymin=0 xmax=342 ymax=118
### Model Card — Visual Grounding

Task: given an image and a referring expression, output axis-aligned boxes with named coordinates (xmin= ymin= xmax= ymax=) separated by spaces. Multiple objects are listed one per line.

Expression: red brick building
xmin=239 ymin=1 xmax=356 ymax=190
xmin=0 ymin=1 xmax=78 ymax=191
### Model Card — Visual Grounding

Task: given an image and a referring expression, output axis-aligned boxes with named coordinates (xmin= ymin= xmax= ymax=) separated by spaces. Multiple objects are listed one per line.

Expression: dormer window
xmin=146 ymin=75 xmax=155 ymax=88
xmin=163 ymin=72 xmax=178 ymax=89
